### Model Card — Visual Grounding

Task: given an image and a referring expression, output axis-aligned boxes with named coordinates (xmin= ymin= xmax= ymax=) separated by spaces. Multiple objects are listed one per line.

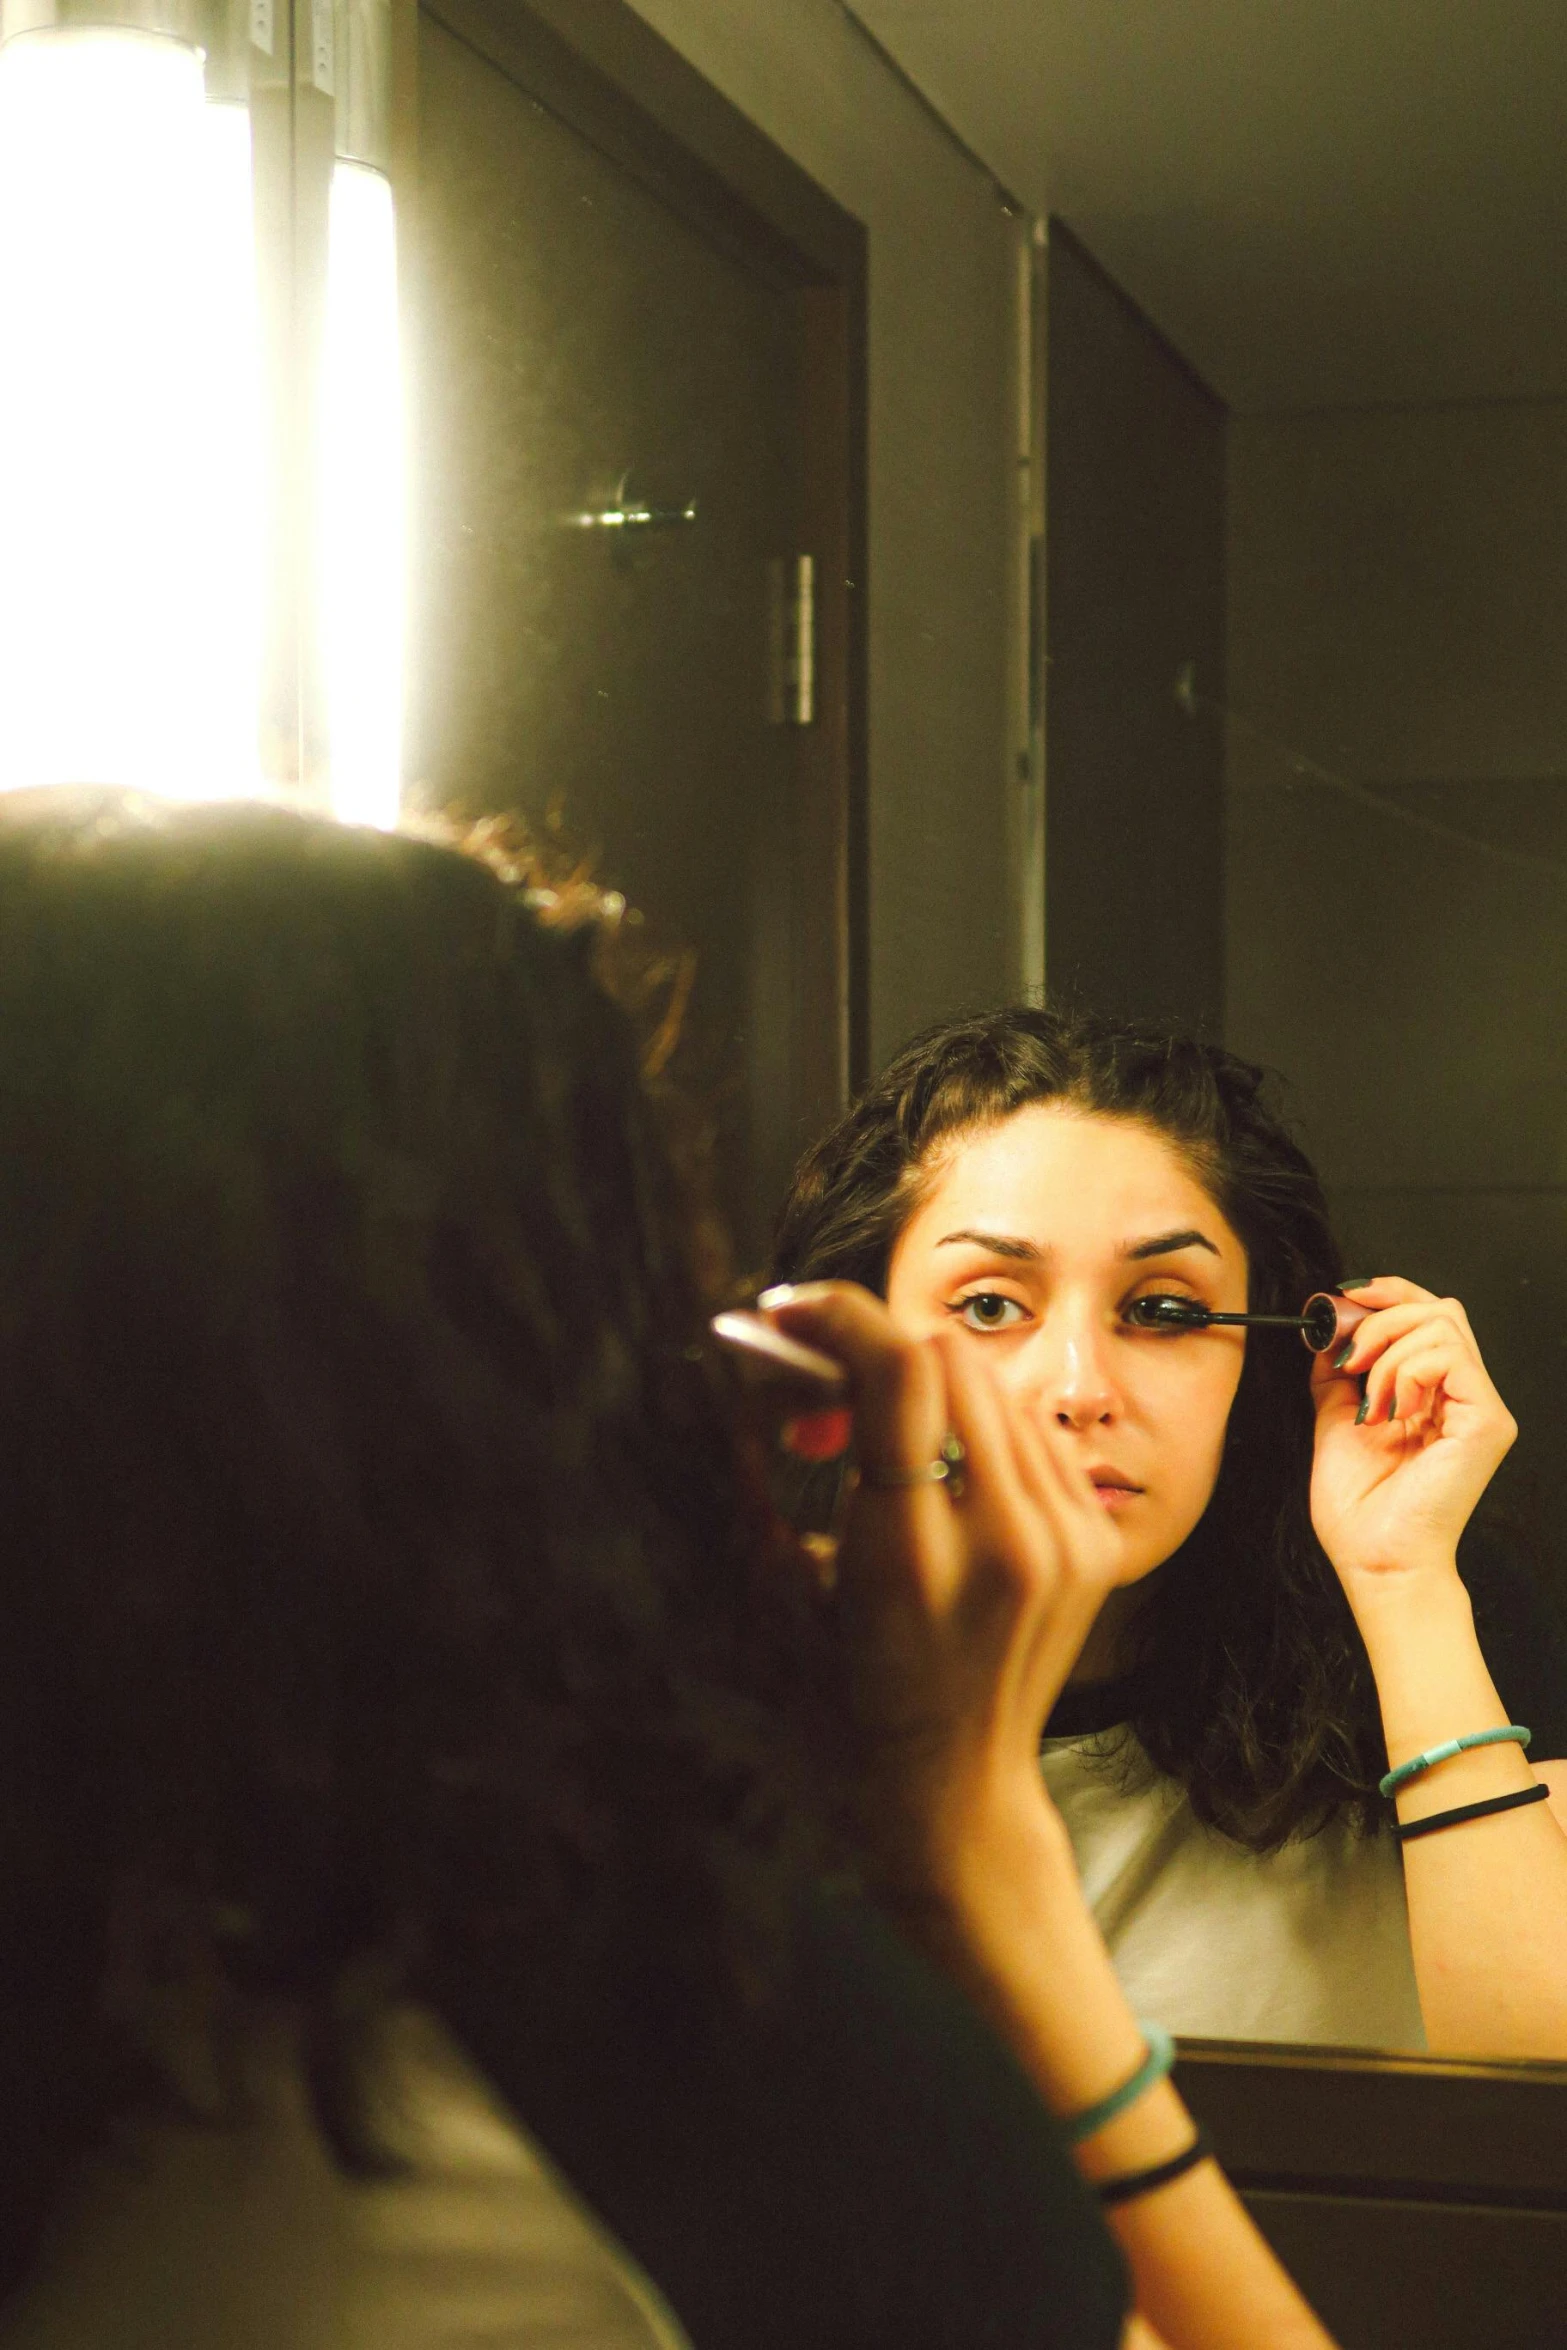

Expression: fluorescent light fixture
xmin=192 ymin=92 xmax=265 ymax=799
xmin=0 ymin=27 xmax=264 ymax=797
xmin=319 ymin=159 xmax=404 ymax=830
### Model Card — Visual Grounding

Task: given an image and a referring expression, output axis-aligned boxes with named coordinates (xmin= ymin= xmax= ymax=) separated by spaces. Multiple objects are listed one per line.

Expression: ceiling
xmin=848 ymin=0 xmax=1567 ymax=412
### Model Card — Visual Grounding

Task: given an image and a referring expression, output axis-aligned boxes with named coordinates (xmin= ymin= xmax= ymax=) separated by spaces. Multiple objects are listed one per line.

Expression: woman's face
xmin=885 ymin=1105 xmax=1248 ymax=1585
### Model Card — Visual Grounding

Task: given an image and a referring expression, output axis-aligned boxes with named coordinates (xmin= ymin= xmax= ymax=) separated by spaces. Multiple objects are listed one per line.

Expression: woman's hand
xmin=1309 ymin=1276 xmax=1515 ymax=1594
xmin=769 ymin=1286 xmax=1344 ymax=2347
xmin=760 ymin=1280 xmax=1126 ymax=1914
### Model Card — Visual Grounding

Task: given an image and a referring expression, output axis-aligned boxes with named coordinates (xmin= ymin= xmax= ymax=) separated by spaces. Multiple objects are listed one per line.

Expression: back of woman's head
xmin=773 ymin=1003 xmax=1384 ymax=1850
xmin=0 ymin=791 xmax=813 ymax=2291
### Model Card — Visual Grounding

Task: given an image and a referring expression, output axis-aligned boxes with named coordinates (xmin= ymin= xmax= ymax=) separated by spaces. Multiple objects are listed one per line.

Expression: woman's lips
xmin=1090 ymin=1473 xmax=1144 ymax=1510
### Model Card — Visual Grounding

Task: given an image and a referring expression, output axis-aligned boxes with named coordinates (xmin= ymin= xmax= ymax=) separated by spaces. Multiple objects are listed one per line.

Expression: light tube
xmin=319 ymin=158 xmax=404 ymax=830
xmin=0 ymin=29 xmax=264 ymax=798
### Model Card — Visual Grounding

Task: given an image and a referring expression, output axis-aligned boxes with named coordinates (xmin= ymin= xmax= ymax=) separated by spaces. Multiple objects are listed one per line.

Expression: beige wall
xmin=629 ymin=0 xmax=1027 ymax=1067
xmin=1226 ymin=399 xmax=1567 ymax=1595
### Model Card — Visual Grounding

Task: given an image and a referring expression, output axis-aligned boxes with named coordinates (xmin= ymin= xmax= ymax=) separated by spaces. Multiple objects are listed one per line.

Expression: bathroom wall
xmin=1226 ymin=398 xmax=1567 ymax=1597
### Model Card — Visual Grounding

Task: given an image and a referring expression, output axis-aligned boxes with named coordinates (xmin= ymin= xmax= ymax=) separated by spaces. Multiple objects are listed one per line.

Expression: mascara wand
xmin=1123 ymin=1292 xmax=1368 ymax=1353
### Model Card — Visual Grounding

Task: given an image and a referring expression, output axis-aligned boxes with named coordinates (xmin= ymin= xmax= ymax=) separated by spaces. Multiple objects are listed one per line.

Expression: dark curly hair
xmin=771 ymin=1003 xmax=1386 ymax=1853
xmin=0 ymin=790 xmax=826 ymax=2301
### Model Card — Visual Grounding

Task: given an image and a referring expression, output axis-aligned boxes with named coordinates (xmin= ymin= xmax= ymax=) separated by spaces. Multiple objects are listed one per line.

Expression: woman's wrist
xmin=1348 ymin=1563 xmax=1477 ymax=1702
xmin=1345 ymin=1571 xmax=1536 ymax=1795
xmin=870 ymin=1766 xmax=1080 ymax=1950
xmin=880 ymin=1785 xmax=1163 ymax=2119
xmin=1335 ymin=1545 xmax=1468 ymax=1651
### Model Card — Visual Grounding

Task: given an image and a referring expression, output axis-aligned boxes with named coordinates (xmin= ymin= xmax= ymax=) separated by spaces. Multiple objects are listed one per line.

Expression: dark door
xmin=406 ymin=0 xmax=863 ymax=1269
xmin=1043 ymin=221 xmax=1227 ymax=1038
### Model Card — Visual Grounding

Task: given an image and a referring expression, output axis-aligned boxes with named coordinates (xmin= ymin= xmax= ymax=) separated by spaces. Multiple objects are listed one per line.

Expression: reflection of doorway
xmin=1041 ymin=222 xmax=1225 ymax=1040
xmin=405 ymin=0 xmax=865 ymax=1268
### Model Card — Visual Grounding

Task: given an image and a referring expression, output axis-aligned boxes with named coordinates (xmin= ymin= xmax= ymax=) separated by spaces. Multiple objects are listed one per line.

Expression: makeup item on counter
xmin=1123 ymin=1290 xmax=1370 ymax=1354
xmin=1380 ymin=1724 xmax=1532 ymax=1800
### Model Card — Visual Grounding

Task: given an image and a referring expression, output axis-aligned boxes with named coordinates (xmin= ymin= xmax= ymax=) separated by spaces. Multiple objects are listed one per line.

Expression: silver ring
xmin=858 ymin=1433 xmax=966 ymax=1500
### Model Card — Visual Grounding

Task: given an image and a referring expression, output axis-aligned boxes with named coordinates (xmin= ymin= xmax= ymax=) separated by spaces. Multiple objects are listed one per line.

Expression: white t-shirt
xmin=1 ymin=2004 xmax=691 ymax=2350
xmin=1041 ymin=1730 xmax=1427 ymax=2052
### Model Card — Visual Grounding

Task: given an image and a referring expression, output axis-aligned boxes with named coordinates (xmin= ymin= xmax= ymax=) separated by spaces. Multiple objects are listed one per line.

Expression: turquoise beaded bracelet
xmin=1062 ymin=2022 xmax=1176 ymax=2146
xmin=1379 ymin=1724 xmax=1531 ymax=1801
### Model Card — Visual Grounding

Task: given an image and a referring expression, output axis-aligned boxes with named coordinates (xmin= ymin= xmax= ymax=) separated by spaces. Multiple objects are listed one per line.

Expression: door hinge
xmin=767 ymin=554 xmax=816 ymax=727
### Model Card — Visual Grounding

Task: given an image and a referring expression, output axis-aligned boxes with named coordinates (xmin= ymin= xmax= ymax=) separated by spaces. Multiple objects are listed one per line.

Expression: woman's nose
xmin=1012 ymin=1322 xmax=1120 ymax=1429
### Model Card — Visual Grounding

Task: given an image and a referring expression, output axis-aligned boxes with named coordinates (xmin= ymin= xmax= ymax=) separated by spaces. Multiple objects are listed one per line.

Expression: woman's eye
xmin=1122 ymin=1292 xmax=1203 ymax=1333
xmin=951 ymin=1291 xmax=1027 ymax=1333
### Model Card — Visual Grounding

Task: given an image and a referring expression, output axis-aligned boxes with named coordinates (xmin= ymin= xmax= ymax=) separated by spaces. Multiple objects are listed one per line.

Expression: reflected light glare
xmin=320 ymin=161 xmax=404 ymax=830
xmin=0 ymin=32 xmax=264 ymax=797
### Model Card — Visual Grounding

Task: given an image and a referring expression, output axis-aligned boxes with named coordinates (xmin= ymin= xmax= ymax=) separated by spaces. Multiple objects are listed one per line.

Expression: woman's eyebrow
xmin=934 ymin=1228 xmax=1043 ymax=1262
xmin=1123 ymin=1228 xmax=1219 ymax=1261
xmin=933 ymin=1227 xmax=1221 ymax=1264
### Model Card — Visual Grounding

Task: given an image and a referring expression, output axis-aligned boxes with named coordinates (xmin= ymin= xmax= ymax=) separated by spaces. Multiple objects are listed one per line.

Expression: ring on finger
xmin=858 ymin=1432 xmax=967 ymax=1501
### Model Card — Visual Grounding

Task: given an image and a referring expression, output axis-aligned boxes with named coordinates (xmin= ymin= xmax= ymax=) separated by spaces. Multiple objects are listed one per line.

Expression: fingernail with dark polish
xmin=1387 ymin=1392 xmax=1399 ymax=1422
xmin=1354 ymin=1392 xmax=1371 ymax=1426
xmin=1332 ymin=1339 xmax=1355 ymax=1370
xmin=1340 ymin=1276 xmax=1374 ymax=1291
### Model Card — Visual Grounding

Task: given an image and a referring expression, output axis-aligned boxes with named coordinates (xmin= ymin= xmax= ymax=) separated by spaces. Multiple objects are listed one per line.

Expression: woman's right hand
xmin=760 ymin=1281 xmax=1126 ymax=1916
xmin=767 ymin=1285 xmax=1340 ymax=2350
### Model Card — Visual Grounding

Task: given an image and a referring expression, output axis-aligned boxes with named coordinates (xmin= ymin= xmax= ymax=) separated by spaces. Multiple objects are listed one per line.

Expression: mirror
xmin=399 ymin=0 xmax=1567 ymax=2079
xmin=400 ymin=0 xmax=863 ymax=1266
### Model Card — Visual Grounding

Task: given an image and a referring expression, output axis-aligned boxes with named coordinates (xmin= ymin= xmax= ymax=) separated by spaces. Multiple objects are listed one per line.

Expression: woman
xmin=771 ymin=1003 xmax=1567 ymax=2057
xmin=0 ymin=791 xmax=1333 ymax=2350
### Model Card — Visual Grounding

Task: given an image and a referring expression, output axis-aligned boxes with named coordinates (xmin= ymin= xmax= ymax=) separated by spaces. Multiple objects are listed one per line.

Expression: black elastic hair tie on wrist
xmin=1095 ymin=2129 xmax=1212 ymax=2208
xmin=1394 ymin=1783 xmax=1550 ymax=1844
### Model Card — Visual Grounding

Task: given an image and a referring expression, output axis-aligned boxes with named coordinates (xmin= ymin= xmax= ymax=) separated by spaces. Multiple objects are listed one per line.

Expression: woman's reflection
xmin=772 ymin=1005 xmax=1567 ymax=2058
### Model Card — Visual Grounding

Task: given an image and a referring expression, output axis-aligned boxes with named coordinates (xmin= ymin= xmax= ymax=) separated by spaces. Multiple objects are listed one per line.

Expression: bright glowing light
xmin=320 ymin=160 xmax=404 ymax=829
xmin=192 ymin=95 xmax=265 ymax=797
xmin=0 ymin=31 xmax=265 ymax=797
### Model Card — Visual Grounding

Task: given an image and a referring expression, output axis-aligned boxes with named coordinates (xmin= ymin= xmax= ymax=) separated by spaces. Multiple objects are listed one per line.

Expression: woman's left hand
xmin=1310 ymin=1276 xmax=1516 ymax=1590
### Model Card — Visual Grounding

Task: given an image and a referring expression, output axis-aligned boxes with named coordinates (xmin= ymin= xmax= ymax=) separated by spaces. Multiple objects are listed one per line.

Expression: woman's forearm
xmin=1353 ymin=1568 xmax=1567 ymax=2058
xmin=905 ymin=1803 xmax=1336 ymax=2350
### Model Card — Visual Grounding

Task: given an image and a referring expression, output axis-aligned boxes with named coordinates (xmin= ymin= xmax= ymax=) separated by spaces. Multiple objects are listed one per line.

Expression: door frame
xmin=396 ymin=0 xmax=870 ymax=1105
